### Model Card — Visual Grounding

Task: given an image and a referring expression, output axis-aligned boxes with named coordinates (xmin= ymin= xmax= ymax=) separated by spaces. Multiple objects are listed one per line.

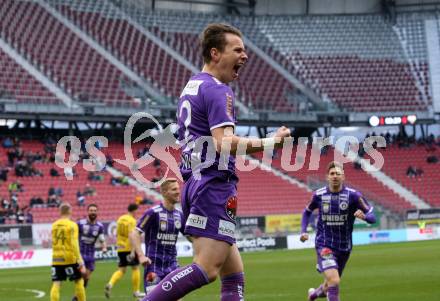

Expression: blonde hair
xmin=160 ymin=178 xmax=178 ymax=193
xmin=59 ymin=203 xmax=71 ymax=215
xmin=327 ymin=161 xmax=344 ymax=174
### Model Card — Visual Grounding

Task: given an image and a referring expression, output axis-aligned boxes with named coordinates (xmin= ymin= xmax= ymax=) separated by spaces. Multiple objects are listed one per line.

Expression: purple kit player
xmin=72 ymin=204 xmax=107 ymax=301
xmin=130 ymin=178 xmax=184 ymax=297
xmin=142 ymin=23 xmax=290 ymax=301
xmin=300 ymin=161 xmax=376 ymax=301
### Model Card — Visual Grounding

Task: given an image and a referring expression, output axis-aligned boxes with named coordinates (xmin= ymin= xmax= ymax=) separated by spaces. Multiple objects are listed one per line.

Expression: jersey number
xmin=53 ymin=229 xmax=66 ymax=245
xmin=117 ymin=224 xmax=129 ymax=238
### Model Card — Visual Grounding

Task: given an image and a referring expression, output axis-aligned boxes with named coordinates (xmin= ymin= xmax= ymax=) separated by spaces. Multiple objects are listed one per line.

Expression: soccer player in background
xmin=105 ymin=204 xmax=144 ymax=299
xmin=143 ymin=23 xmax=290 ymax=301
xmin=72 ymin=204 xmax=107 ymax=301
xmin=50 ymin=203 xmax=86 ymax=301
xmin=130 ymin=178 xmax=184 ymax=296
xmin=300 ymin=161 xmax=377 ymax=301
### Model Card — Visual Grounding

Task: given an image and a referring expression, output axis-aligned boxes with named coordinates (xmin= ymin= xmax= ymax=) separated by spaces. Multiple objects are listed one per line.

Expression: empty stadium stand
xmin=0 ymin=48 xmax=59 ymax=105
xmin=248 ymin=14 xmax=431 ymax=112
xmin=0 ymin=0 xmax=136 ymax=106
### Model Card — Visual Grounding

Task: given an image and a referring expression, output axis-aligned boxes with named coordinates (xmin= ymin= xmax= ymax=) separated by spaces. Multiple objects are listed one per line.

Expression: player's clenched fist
xmin=139 ymin=254 xmax=152 ymax=267
xmin=354 ymin=209 xmax=366 ymax=220
xmin=300 ymin=233 xmax=309 ymax=242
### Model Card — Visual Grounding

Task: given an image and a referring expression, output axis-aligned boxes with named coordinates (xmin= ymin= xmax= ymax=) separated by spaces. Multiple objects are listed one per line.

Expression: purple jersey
xmin=78 ymin=218 xmax=105 ymax=259
xmin=177 ymin=72 xmax=237 ymax=180
xmin=305 ymin=186 xmax=374 ymax=252
xmin=136 ymin=204 xmax=183 ymax=275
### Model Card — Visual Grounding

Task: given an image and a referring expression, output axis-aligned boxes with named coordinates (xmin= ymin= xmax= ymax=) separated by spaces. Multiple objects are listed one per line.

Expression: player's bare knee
xmin=327 ymin=276 xmax=340 ymax=287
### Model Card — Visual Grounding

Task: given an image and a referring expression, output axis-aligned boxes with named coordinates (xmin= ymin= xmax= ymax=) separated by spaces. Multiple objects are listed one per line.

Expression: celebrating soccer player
xmin=130 ymin=178 xmax=184 ymax=297
xmin=72 ymin=204 xmax=107 ymax=301
xmin=50 ymin=203 xmax=86 ymax=301
xmin=105 ymin=204 xmax=144 ymax=299
xmin=300 ymin=161 xmax=377 ymax=301
xmin=142 ymin=23 xmax=290 ymax=301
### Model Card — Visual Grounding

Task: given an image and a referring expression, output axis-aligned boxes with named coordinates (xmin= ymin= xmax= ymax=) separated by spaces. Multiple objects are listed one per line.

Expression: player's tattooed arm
xmin=211 ymin=126 xmax=291 ymax=155
xmin=129 ymin=229 xmax=151 ymax=266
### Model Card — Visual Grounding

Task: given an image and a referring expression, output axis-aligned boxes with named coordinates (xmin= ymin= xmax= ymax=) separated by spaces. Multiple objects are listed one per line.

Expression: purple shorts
xmin=83 ymin=257 xmax=95 ymax=272
xmin=316 ymin=247 xmax=350 ymax=276
xmin=181 ymin=173 xmax=238 ymax=245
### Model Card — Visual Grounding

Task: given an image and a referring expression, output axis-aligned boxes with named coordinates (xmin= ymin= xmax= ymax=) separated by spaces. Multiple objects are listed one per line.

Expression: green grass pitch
xmin=0 ymin=240 xmax=438 ymax=300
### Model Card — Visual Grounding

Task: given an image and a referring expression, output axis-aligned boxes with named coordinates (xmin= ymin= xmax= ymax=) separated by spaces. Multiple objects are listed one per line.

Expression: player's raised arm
xmin=353 ymin=193 xmax=376 ymax=224
xmin=211 ymin=126 xmax=291 ymax=155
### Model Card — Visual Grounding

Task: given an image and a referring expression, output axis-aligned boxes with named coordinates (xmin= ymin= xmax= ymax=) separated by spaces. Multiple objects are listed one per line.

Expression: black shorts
xmin=51 ymin=264 xmax=82 ymax=281
xmin=118 ymin=252 xmax=139 ymax=267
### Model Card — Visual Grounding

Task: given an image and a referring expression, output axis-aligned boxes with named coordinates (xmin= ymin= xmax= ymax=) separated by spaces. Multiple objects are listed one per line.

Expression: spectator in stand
xmin=50 ymin=167 xmax=60 ymax=177
xmin=48 ymin=195 xmax=62 ymax=208
xmin=49 ymin=186 xmax=56 ymax=197
xmin=106 ymin=154 xmax=114 ymax=167
xmin=406 ymin=165 xmax=417 ymax=178
xmin=2 ymin=137 xmax=14 ymax=148
xmin=0 ymin=165 xmax=9 ymax=182
xmin=84 ymin=184 xmax=96 ymax=196
xmin=77 ymin=190 xmax=86 ymax=207
xmin=25 ymin=208 xmax=33 ymax=224
xmin=30 ymin=195 xmax=45 ymax=208
xmin=427 ymin=155 xmax=438 ymax=164
xmin=16 ymin=207 xmax=25 ymax=224
xmin=134 ymin=195 xmax=143 ymax=206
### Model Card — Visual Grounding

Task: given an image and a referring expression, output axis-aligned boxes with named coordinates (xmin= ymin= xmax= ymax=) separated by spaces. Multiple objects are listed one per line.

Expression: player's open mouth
xmin=233 ymin=63 xmax=244 ymax=77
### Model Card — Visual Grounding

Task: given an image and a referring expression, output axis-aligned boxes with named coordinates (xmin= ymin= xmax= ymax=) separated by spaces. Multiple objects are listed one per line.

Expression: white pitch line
xmin=0 ymin=288 xmax=46 ymax=299
xmin=24 ymin=289 xmax=46 ymax=298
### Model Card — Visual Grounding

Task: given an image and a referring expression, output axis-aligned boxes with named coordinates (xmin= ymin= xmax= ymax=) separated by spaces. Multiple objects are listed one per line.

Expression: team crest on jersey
xmin=174 ymin=217 xmax=181 ymax=230
xmin=159 ymin=213 xmax=168 ymax=231
xmin=322 ymin=201 xmax=330 ymax=213
xmin=160 ymin=220 xmax=167 ymax=231
xmin=339 ymin=201 xmax=349 ymax=211
xmin=92 ymin=230 xmax=98 ymax=237
xmin=226 ymin=196 xmax=237 ymax=220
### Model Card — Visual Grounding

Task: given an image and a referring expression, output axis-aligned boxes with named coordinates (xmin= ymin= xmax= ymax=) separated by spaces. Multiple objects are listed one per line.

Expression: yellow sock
xmin=109 ymin=270 xmax=124 ymax=287
xmin=75 ymin=278 xmax=86 ymax=301
xmin=132 ymin=268 xmax=141 ymax=293
xmin=50 ymin=283 xmax=60 ymax=301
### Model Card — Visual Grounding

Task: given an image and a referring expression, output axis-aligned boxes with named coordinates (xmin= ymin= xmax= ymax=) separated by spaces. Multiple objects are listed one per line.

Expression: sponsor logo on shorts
xmin=320 ymin=247 xmax=333 ymax=259
xmin=186 ymin=214 xmax=207 ymax=230
xmin=162 ymin=281 xmax=173 ymax=291
xmin=226 ymin=196 xmax=237 ymax=220
xmin=322 ymin=259 xmax=336 ymax=269
xmin=218 ymin=219 xmax=235 ymax=238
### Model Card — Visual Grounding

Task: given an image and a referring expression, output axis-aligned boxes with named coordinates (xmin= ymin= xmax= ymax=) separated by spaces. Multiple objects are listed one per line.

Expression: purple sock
xmin=142 ymin=263 xmax=209 ymax=301
xmin=309 ymin=284 xmax=326 ymax=300
xmin=221 ymin=272 xmax=244 ymax=301
xmin=327 ymin=286 xmax=339 ymax=301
